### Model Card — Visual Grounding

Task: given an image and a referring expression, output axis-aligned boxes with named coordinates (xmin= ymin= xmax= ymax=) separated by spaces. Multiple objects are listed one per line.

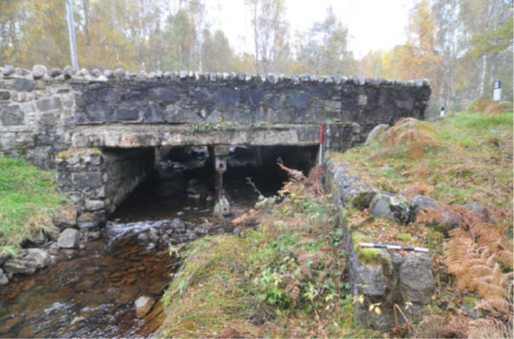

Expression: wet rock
xmin=370 ymin=194 xmax=411 ymax=224
xmin=0 ymin=268 xmax=9 ymax=286
xmin=137 ymin=233 xmax=149 ymax=245
xmin=88 ymin=231 xmax=101 ymax=240
xmin=135 ymin=296 xmax=155 ymax=318
xmin=365 ymin=124 xmax=389 ymax=145
xmin=58 ymin=228 xmax=80 ymax=249
xmin=77 ymin=212 xmax=100 ymax=229
xmin=3 ymin=249 xmax=51 ymax=275
xmin=0 ymin=253 xmax=10 ymax=266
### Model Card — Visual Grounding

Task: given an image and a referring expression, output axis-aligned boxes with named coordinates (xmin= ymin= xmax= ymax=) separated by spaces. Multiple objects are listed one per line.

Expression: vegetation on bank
xmin=0 ymin=158 xmax=69 ymax=256
xmin=334 ymin=110 xmax=513 ymax=337
xmin=159 ymin=110 xmax=513 ymax=338
xmin=159 ymin=167 xmax=377 ymax=338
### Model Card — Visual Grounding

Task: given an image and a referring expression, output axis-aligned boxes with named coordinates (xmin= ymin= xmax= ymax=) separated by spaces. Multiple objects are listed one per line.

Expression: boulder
xmin=370 ymin=194 xmax=411 ymax=224
xmin=32 ymin=65 xmax=48 ymax=79
xmin=58 ymin=228 xmax=80 ymax=249
xmin=63 ymin=66 xmax=75 ymax=79
xmin=410 ymin=195 xmax=439 ymax=221
xmin=365 ymin=124 xmax=390 ymax=146
xmin=3 ymin=249 xmax=51 ymax=275
xmin=2 ymin=65 xmax=15 ymax=76
xmin=464 ymin=202 xmax=489 ymax=222
xmin=410 ymin=195 xmax=462 ymax=229
xmin=48 ymin=68 xmax=63 ymax=77
xmin=342 ymin=183 xmax=378 ymax=210
xmin=135 ymin=296 xmax=155 ymax=318
xmin=0 ymin=268 xmax=9 ymax=286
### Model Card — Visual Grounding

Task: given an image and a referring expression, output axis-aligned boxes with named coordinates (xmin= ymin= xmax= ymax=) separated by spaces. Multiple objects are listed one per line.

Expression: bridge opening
xmin=108 ymin=145 xmax=319 ymax=224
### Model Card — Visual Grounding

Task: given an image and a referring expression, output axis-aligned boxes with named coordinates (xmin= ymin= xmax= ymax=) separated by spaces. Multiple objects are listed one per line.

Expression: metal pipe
xmin=66 ymin=0 xmax=79 ymax=72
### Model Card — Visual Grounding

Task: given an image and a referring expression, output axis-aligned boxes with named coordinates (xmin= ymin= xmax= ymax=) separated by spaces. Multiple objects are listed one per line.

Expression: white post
xmin=493 ymin=80 xmax=502 ymax=101
xmin=66 ymin=0 xmax=79 ymax=72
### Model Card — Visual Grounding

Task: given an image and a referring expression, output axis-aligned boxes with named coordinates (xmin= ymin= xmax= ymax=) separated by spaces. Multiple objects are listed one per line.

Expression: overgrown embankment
xmin=158 ymin=111 xmax=513 ymax=338
xmin=334 ymin=111 xmax=513 ymax=337
xmin=158 ymin=167 xmax=377 ymax=338
xmin=0 ymin=158 xmax=70 ymax=256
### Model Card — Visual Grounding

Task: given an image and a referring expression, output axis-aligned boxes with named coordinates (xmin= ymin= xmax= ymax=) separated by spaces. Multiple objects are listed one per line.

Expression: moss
xmin=352 ymin=232 xmax=393 ymax=275
xmin=57 ymin=147 xmax=101 ymax=159
xmin=464 ymin=296 xmax=476 ymax=309
xmin=397 ymin=233 xmax=415 ymax=243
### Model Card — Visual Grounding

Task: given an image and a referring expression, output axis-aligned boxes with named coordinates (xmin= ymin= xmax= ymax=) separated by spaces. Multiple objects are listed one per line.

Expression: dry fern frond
xmin=403 ymin=181 xmax=434 ymax=200
xmin=284 ymin=277 xmax=302 ymax=305
xmin=411 ymin=315 xmax=469 ymax=338
xmin=468 ymin=318 xmax=513 ymax=339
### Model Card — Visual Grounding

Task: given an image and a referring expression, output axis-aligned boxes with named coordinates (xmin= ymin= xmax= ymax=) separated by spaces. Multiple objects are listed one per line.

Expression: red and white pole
xmin=318 ymin=122 xmax=324 ymax=182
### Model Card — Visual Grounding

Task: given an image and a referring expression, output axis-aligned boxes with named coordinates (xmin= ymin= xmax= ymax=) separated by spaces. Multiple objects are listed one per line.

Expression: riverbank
xmin=157 ymin=111 xmax=513 ymax=337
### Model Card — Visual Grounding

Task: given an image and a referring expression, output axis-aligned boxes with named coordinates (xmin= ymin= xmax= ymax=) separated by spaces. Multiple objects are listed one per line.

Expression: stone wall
xmin=56 ymin=148 xmax=154 ymax=222
xmin=0 ymin=72 xmax=75 ymax=169
xmin=325 ymin=156 xmax=434 ymax=331
xmin=1 ymin=65 xmax=431 ymax=168
xmin=72 ymin=73 xmax=430 ymax=133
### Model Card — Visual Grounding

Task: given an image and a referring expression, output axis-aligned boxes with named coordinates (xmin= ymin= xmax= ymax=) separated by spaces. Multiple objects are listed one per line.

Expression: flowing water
xmin=0 ymin=158 xmax=281 ymax=338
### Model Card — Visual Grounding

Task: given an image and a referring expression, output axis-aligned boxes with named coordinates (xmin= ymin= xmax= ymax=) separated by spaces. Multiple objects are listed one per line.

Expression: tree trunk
xmin=479 ymin=54 xmax=487 ymax=97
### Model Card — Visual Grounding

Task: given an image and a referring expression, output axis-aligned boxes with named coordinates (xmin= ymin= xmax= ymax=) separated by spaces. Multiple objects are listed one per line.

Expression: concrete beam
xmin=71 ymin=124 xmax=347 ymax=148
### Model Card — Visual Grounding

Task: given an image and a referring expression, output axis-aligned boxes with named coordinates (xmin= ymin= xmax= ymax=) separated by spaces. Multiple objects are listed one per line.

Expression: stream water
xmin=0 ymin=154 xmax=283 ymax=338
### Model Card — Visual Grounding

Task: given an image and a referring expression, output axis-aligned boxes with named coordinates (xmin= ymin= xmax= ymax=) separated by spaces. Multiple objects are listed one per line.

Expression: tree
xmin=247 ymin=0 xmax=290 ymax=74
xmin=201 ymin=30 xmax=235 ymax=72
xmin=296 ymin=6 xmax=357 ymax=76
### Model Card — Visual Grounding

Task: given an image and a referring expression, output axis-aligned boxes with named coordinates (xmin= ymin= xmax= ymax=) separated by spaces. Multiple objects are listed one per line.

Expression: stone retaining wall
xmin=325 ymin=156 xmax=434 ymax=331
xmin=56 ymin=148 xmax=155 ymax=222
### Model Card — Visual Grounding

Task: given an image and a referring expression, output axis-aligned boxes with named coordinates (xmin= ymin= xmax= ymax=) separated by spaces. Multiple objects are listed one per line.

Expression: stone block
xmin=0 ymin=104 xmax=24 ymax=126
xmin=149 ymin=87 xmax=179 ymax=103
xmin=0 ymin=90 xmax=10 ymax=101
xmin=85 ymin=102 xmax=114 ymax=122
xmin=13 ymin=78 xmax=35 ymax=92
xmin=85 ymin=199 xmax=105 ymax=211
xmin=71 ymin=172 xmax=103 ymax=189
xmin=115 ymin=103 xmax=142 ymax=121
xmin=58 ymin=228 xmax=80 ymax=249
xmin=36 ymin=97 xmax=62 ymax=112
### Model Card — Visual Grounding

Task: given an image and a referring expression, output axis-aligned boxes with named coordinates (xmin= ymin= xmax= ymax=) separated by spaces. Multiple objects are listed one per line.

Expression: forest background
xmin=0 ymin=0 xmax=512 ymax=115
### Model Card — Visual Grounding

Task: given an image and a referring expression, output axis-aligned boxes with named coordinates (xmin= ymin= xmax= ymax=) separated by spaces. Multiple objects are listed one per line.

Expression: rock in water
xmin=3 ymin=249 xmax=51 ymax=275
xmin=135 ymin=296 xmax=155 ymax=318
xmin=0 ymin=268 xmax=9 ymax=286
xmin=58 ymin=228 xmax=80 ymax=249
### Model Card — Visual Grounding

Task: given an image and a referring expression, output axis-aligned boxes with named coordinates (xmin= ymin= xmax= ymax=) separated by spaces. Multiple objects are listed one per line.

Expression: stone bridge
xmin=0 ymin=65 xmax=430 ymax=221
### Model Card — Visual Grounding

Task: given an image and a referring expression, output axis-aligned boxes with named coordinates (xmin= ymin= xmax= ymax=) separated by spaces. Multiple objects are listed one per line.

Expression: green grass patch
xmin=0 ymin=157 xmax=70 ymax=255
xmin=339 ymin=112 xmax=513 ymax=211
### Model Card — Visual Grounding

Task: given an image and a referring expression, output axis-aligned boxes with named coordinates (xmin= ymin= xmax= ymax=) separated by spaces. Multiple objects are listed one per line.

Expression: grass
xmin=0 ymin=157 xmax=70 ymax=255
xmin=158 ymin=169 xmax=378 ymax=338
xmin=341 ymin=111 xmax=513 ymax=215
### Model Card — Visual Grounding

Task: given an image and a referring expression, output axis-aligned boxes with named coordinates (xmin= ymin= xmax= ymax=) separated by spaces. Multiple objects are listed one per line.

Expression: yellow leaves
xmin=369 ymin=302 xmax=382 ymax=315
